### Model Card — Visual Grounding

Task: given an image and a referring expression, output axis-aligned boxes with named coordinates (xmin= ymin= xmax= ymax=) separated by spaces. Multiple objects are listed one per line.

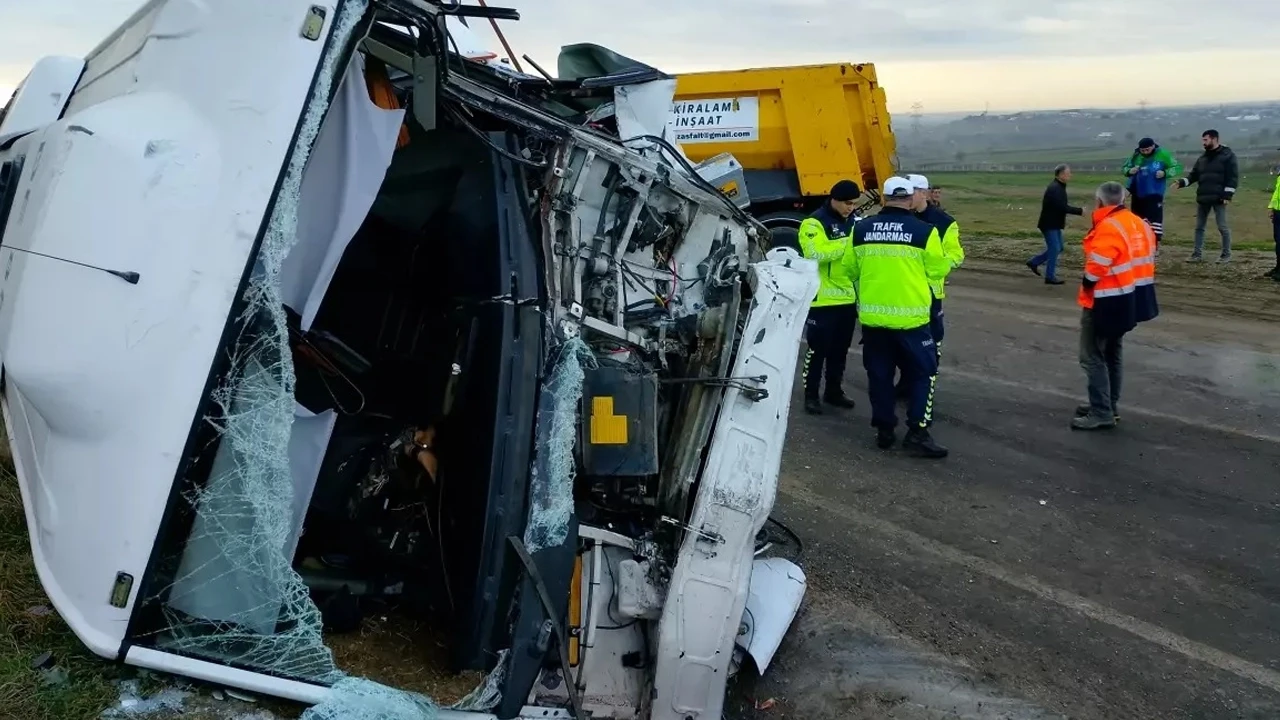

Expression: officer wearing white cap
xmin=843 ymin=177 xmax=952 ymax=458
xmin=895 ymin=174 xmax=964 ymax=424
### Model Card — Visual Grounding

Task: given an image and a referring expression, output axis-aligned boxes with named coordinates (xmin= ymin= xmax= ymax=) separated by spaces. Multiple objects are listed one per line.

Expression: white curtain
xmin=280 ymin=52 xmax=407 ymax=332
xmin=170 ymin=54 xmax=405 ymax=631
xmin=278 ymin=52 xmax=405 ymax=566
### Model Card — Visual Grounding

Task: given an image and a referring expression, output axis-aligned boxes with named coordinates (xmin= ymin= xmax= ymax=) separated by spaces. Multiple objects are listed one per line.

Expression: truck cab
xmin=0 ymin=2 xmax=814 ymax=718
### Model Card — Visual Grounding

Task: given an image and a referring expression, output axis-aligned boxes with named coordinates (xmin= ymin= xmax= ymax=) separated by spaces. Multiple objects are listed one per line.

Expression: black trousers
xmin=804 ymin=304 xmax=858 ymax=398
xmin=894 ymin=299 xmax=944 ymax=425
xmin=1131 ymin=194 xmax=1164 ymax=244
xmin=895 ymin=299 xmax=943 ymax=372
xmin=864 ymin=325 xmax=938 ymax=430
xmin=1273 ymin=213 xmax=1280 ymax=267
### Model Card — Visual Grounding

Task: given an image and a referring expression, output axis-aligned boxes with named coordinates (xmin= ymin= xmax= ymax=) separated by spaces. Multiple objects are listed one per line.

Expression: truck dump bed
xmin=672 ymin=63 xmax=897 ymax=204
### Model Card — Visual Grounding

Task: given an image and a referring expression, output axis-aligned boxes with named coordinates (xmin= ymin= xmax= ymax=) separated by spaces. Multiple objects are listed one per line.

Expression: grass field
xmin=931 ymin=171 xmax=1280 ymax=281
xmin=0 ymin=451 xmax=124 ymax=720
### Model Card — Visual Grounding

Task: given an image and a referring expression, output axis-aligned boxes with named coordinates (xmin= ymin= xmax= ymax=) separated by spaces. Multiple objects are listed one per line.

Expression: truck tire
xmin=756 ymin=211 xmax=807 ymax=253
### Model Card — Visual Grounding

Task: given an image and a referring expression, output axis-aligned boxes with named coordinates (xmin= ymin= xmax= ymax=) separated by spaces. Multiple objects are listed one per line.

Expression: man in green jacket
xmin=844 ymin=177 xmax=952 ymax=458
xmin=1122 ymin=137 xmax=1183 ymax=249
xmin=798 ymin=179 xmax=861 ymax=414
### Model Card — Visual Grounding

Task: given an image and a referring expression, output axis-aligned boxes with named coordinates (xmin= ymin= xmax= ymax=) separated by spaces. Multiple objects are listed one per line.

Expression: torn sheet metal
xmin=736 ymin=558 xmax=807 ymax=673
xmin=650 ymin=248 xmax=819 ymax=720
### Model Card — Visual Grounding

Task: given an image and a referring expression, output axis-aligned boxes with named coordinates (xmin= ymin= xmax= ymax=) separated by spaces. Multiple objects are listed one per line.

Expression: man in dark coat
xmin=1171 ymin=129 xmax=1239 ymax=263
xmin=1027 ymin=164 xmax=1084 ymax=285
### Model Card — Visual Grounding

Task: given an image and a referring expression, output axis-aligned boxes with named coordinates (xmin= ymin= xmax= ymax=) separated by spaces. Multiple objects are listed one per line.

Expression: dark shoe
xmin=1216 ymin=254 xmax=1231 ymax=264
xmin=876 ymin=427 xmax=896 ymax=450
xmin=1026 ymin=260 xmax=1042 ymax=277
xmin=804 ymin=396 xmax=823 ymax=415
xmin=1075 ymin=404 xmax=1119 ymax=424
xmin=824 ymin=391 xmax=856 ymax=409
xmin=1071 ymin=414 xmax=1116 ymax=431
xmin=903 ymin=428 xmax=948 ymax=459
xmin=1187 ymin=254 xmax=1203 ymax=263
xmin=1263 ymin=267 xmax=1278 ymax=279
xmin=1045 ymin=278 xmax=1065 ymax=285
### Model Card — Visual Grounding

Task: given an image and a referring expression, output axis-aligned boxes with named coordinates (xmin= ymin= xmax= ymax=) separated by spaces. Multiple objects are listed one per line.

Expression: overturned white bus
xmin=0 ymin=1 xmax=815 ymax=718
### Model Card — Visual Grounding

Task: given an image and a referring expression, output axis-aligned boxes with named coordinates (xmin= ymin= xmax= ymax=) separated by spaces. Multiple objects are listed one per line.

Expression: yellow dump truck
xmin=672 ymin=63 xmax=898 ymax=249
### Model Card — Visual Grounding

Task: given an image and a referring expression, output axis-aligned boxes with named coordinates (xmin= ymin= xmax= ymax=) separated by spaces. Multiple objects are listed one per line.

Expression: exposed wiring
xmin=659 ymin=374 xmax=769 ymax=401
xmin=444 ymin=104 xmax=548 ymax=168
xmin=620 ymin=262 xmax=667 ymax=307
xmin=625 ymin=257 xmax=705 ymax=293
xmin=620 ymin=134 xmax=757 ymax=227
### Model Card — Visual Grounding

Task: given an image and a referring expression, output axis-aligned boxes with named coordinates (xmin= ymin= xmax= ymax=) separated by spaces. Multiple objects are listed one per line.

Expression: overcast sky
xmin=1 ymin=0 xmax=1276 ymax=113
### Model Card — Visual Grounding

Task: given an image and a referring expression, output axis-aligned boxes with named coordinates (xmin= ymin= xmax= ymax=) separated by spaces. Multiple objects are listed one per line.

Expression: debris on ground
xmin=103 ymin=680 xmax=192 ymax=717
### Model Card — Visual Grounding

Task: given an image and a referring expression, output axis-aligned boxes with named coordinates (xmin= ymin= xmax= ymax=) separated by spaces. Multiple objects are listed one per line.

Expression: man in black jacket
xmin=1027 ymin=164 xmax=1084 ymax=284
xmin=1172 ymin=129 xmax=1239 ymax=263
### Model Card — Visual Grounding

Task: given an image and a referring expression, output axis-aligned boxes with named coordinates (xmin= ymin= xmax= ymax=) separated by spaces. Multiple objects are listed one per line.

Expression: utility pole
xmin=910 ymin=102 xmax=924 ymax=136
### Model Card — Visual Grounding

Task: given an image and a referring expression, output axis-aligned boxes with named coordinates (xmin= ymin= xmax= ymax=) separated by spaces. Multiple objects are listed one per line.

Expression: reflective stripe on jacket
xmin=1097 ymin=208 xmax=1159 ymax=323
xmin=1078 ymin=205 xmax=1138 ymax=337
xmin=844 ymin=206 xmax=950 ymax=330
xmin=917 ymin=205 xmax=963 ymax=299
xmin=1270 ymin=176 xmax=1280 ymax=211
xmin=798 ymin=204 xmax=857 ymax=307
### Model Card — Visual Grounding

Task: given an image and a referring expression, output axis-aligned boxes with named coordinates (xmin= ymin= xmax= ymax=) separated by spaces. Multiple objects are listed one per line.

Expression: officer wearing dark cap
xmin=797 ymin=179 xmax=861 ymax=414
xmin=1122 ymin=137 xmax=1183 ymax=249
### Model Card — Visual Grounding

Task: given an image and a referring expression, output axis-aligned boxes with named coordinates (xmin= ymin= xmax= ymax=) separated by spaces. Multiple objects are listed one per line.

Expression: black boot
xmin=903 ymin=428 xmax=948 ymax=459
xmin=804 ymin=394 xmax=823 ymax=415
xmin=824 ymin=390 xmax=856 ymax=409
xmin=876 ymin=427 xmax=896 ymax=449
xmin=1264 ymin=267 xmax=1279 ymax=279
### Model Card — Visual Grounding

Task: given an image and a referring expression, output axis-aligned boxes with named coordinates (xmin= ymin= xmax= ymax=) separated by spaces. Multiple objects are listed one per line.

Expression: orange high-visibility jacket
xmin=1079 ymin=205 xmax=1138 ymax=336
xmin=1098 ymin=207 xmax=1159 ymax=322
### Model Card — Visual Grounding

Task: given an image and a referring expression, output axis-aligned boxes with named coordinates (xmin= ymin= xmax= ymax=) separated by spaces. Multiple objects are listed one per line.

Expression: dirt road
xmin=729 ymin=268 xmax=1280 ymax=720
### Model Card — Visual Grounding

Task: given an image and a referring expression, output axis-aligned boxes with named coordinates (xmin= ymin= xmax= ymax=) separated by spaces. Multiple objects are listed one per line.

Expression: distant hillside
xmin=897 ymin=101 xmax=1279 ymax=172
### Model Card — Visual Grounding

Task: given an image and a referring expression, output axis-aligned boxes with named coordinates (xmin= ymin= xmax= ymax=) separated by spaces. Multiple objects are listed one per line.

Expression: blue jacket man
xmin=1122 ymin=137 xmax=1182 ymax=248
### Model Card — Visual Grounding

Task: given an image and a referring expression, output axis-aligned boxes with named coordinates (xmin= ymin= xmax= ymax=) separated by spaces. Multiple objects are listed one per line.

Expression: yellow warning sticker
xmin=590 ymin=396 xmax=628 ymax=445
